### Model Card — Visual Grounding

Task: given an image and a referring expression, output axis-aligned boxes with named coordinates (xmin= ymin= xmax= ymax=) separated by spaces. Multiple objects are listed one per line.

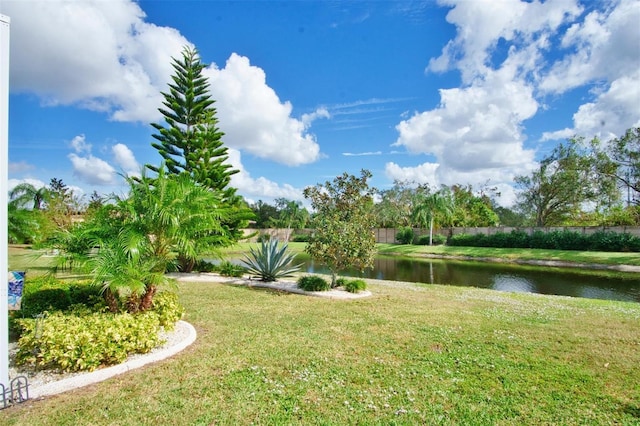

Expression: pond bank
xmin=391 ymin=252 xmax=640 ymax=273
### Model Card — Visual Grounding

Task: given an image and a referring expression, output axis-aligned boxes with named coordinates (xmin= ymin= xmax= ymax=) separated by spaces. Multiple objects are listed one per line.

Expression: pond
xmin=294 ymin=254 xmax=640 ymax=303
xmin=218 ymin=253 xmax=640 ymax=303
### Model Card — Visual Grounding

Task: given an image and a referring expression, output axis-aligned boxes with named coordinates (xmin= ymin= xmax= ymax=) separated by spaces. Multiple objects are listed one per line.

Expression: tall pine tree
xmin=149 ymin=46 xmax=253 ymax=271
xmin=150 ymin=46 xmax=238 ymax=198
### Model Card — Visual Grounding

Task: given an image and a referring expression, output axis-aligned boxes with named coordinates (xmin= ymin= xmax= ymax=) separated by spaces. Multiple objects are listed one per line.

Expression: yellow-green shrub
xmin=15 ymin=310 xmax=163 ymax=372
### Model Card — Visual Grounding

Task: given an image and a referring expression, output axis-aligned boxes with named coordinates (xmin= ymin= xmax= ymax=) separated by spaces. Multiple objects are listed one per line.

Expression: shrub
xmin=297 ymin=275 xmax=330 ymax=292
xmin=151 ymin=291 xmax=184 ymax=329
xmin=15 ymin=310 xmax=162 ymax=372
xmin=554 ymin=230 xmax=590 ymax=250
xmin=395 ymin=227 xmax=415 ymax=245
xmin=416 ymin=234 xmax=447 ymax=245
xmin=344 ymin=279 xmax=367 ymax=293
xmin=20 ymin=286 xmax=71 ymax=317
xmin=335 ymin=277 xmax=348 ymax=287
xmin=242 ymin=239 xmax=302 ymax=282
xmin=449 ymin=233 xmax=485 ymax=247
xmin=589 ymin=231 xmax=640 ymax=252
xmin=68 ymin=282 xmax=103 ymax=307
xmin=217 ymin=260 xmax=247 ymax=277
xmin=291 ymin=234 xmax=310 ymax=242
xmin=257 ymin=233 xmax=271 ymax=243
xmin=194 ymin=259 xmax=216 ymax=272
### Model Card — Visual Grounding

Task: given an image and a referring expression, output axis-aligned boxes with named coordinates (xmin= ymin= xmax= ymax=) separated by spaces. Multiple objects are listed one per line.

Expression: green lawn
xmin=4 ymin=272 xmax=640 ymax=424
xmin=377 ymin=243 xmax=640 ymax=267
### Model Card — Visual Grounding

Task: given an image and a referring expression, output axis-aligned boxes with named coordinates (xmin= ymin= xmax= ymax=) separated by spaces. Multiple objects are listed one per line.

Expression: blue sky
xmin=2 ymin=0 xmax=639 ymax=207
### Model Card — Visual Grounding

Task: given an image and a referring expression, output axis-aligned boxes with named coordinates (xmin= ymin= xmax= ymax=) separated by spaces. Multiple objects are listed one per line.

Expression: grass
xmin=5 ymin=246 xmax=640 ymax=424
xmin=4 ymin=247 xmax=640 ymax=424
xmin=377 ymin=243 xmax=640 ymax=267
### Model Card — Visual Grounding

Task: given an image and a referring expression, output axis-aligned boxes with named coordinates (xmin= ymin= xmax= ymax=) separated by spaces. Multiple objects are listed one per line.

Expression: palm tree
xmin=8 ymin=200 xmax=42 ymax=244
xmin=90 ymin=168 xmax=234 ymax=312
xmin=273 ymin=199 xmax=308 ymax=241
xmin=412 ymin=188 xmax=454 ymax=245
xmin=9 ymin=182 xmax=50 ymax=210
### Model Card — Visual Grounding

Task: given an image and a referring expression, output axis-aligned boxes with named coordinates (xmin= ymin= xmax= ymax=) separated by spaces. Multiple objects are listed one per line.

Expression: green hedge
xmin=18 ymin=276 xmax=103 ymax=317
xmin=297 ymin=275 xmax=330 ymax=292
xmin=449 ymin=230 xmax=640 ymax=252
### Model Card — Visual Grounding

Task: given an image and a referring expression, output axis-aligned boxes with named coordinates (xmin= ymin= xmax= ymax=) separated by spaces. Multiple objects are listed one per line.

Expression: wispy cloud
xmin=330 ymin=97 xmax=414 ymax=111
xmin=342 ymin=151 xmax=382 ymax=157
xmin=319 ymin=97 xmax=414 ymax=131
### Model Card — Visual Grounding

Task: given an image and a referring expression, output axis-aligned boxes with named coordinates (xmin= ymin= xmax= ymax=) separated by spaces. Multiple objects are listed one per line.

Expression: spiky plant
xmin=242 ymin=239 xmax=302 ymax=282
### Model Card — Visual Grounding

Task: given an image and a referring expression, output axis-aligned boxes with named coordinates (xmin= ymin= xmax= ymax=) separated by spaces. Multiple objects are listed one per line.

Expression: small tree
xmin=412 ymin=187 xmax=454 ymax=246
xmin=303 ymin=170 xmax=377 ymax=287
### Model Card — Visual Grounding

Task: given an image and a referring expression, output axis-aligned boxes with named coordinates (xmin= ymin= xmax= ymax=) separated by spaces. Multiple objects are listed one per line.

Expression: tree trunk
xmin=104 ymin=288 xmax=119 ymax=313
xmin=429 ymin=217 xmax=434 ymax=246
xmin=139 ymin=285 xmax=157 ymax=311
xmin=126 ymin=294 xmax=141 ymax=314
xmin=178 ymin=254 xmax=196 ymax=273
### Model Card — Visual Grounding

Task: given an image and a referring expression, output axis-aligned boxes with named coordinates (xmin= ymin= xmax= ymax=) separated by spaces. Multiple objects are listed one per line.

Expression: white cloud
xmin=395 ymin=0 xmax=639 ymax=207
xmin=1 ymin=0 xmax=189 ymax=122
xmin=394 ymin=69 xmax=537 ymax=182
xmin=428 ymin=0 xmax=583 ymax=83
xmin=65 ymin=135 xmax=141 ymax=186
xmin=68 ymin=153 xmax=117 ymax=186
xmin=302 ymin=107 xmax=331 ymax=126
xmin=540 ymin=0 xmax=640 ymax=140
xmin=385 ymin=162 xmax=439 ymax=186
xmin=70 ymin=134 xmax=92 ymax=154
xmin=226 ymin=149 xmax=304 ymax=201
xmin=112 ymin=143 xmax=140 ymax=176
xmin=540 ymin=0 xmax=639 ymax=94
xmin=204 ymin=54 xmax=322 ymax=166
xmin=8 ymin=162 xmax=34 ymax=174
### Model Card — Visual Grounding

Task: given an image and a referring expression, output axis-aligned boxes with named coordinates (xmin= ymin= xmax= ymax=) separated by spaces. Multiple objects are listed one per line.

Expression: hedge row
xmin=448 ymin=230 xmax=640 ymax=252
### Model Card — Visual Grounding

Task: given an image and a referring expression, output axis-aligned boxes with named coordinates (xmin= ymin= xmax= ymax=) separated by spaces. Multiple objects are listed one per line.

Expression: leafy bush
xmin=449 ymin=233 xmax=486 ymax=247
xmin=416 ymin=234 xmax=447 ymax=245
xmin=343 ymin=279 xmax=367 ymax=293
xmin=242 ymin=239 xmax=302 ymax=282
xmin=335 ymin=277 xmax=348 ymax=287
xmin=291 ymin=234 xmax=310 ymax=242
xmin=395 ymin=227 xmax=415 ymax=245
xmin=15 ymin=310 xmax=162 ymax=372
xmin=589 ymin=231 xmax=640 ymax=252
xmin=194 ymin=259 xmax=216 ymax=272
xmin=448 ymin=229 xmax=640 ymax=252
xmin=68 ymin=282 xmax=103 ymax=307
xmin=217 ymin=260 xmax=246 ymax=277
xmin=297 ymin=275 xmax=330 ymax=292
xmin=257 ymin=233 xmax=271 ymax=243
xmin=20 ymin=286 xmax=71 ymax=317
xmin=151 ymin=291 xmax=184 ymax=329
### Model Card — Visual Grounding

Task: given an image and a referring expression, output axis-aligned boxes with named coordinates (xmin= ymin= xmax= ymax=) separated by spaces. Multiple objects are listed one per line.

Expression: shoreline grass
xmin=3 ymin=278 xmax=639 ymax=424
xmin=378 ymin=243 xmax=640 ymax=267
xmin=219 ymin=241 xmax=640 ymax=268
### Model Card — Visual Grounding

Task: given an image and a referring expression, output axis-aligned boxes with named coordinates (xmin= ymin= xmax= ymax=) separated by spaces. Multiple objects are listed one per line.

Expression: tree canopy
xmin=303 ymin=170 xmax=377 ymax=286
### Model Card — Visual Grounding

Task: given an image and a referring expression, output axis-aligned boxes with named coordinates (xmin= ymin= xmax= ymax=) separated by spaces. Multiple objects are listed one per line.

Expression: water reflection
xmin=296 ymin=254 xmax=640 ymax=303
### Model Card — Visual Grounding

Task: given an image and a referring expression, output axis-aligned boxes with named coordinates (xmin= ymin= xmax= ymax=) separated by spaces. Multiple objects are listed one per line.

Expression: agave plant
xmin=242 ymin=239 xmax=302 ymax=282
